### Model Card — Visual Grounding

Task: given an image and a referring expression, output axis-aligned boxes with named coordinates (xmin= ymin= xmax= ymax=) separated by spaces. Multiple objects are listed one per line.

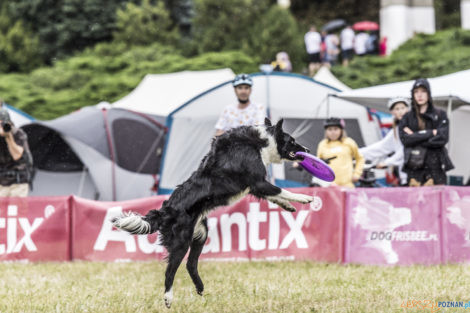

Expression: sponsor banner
xmin=344 ymin=187 xmax=442 ymax=265
xmin=200 ymin=187 xmax=344 ymax=262
xmin=442 ymin=187 xmax=470 ymax=263
xmin=72 ymin=196 xmax=168 ymax=261
xmin=0 ymin=196 xmax=70 ymax=262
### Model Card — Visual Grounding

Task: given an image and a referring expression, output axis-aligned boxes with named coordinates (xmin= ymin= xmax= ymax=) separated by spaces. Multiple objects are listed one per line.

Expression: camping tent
xmin=22 ymin=106 xmax=166 ymax=201
xmin=3 ymin=104 xmax=34 ymax=126
xmin=336 ymin=69 xmax=470 ymax=111
xmin=313 ymin=66 xmax=352 ymax=91
xmin=158 ymin=72 xmax=383 ymax=193
xmin=449 ymin=106 xmax=470 ymax=183
xmin=112 ymin=68 xmax=235 ymax=122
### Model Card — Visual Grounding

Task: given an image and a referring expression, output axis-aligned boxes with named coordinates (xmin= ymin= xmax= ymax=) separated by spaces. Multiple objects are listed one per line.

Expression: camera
xmin=2 ymin=122 xmax=11 ymax=132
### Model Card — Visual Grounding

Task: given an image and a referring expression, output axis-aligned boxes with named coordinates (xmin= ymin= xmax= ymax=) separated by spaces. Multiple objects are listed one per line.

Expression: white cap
xmin=387 ymin=97 xmax=410 ymax=110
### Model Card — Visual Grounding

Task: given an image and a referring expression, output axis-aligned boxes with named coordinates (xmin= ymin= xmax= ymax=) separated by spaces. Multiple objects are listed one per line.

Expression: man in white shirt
xmin=354 ymin=32 xmax=369 ymax=56
xmin=304 ymin=25 xmax=322 ymax=76
xmin=340 ymin=25 xmax=355 ymax=66
xmin=215 ymin=73 xmax=266 ymax=136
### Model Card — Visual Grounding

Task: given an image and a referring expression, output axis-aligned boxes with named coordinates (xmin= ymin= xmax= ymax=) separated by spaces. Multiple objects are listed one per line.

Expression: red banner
xmin=200 ymin=187 xmax=344 ymax=262
xmin=0 ymin=196 xmax=70 ymax=262
xmin=71 ymin=196 xmax=169 ymax=261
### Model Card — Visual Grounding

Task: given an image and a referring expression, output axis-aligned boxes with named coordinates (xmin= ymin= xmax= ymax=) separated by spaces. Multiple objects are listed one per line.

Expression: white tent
xmin=337 ymin=69 xmax=470 ymax=112
xmin=112 ymin=68 xmax=235 ymax=118
xmin=313 ymin=66 xmax=352 ymax=91
xmin=337 ymin=69 xmax=470 ymax=182
xmin=449 ymin=106 xmax=470 ymax=183
xmin=4 ymin=104 xmax=34 ymax=127
xmin=158 ymin=72 xmax=383 ymax=193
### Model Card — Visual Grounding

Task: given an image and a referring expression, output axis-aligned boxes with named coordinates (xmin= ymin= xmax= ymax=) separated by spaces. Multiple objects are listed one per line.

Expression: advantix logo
xmin=0 ymin=204 xmax=52 ymax=254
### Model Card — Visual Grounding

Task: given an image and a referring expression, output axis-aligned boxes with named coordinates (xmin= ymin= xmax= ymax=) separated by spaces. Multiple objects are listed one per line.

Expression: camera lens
xmin=2 ymin=122 xmax=11 ymax=132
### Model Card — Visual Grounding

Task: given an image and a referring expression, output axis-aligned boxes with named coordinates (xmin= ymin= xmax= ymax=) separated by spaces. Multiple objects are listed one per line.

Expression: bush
xmin=0 ymin=42 xmax=258 ymax=120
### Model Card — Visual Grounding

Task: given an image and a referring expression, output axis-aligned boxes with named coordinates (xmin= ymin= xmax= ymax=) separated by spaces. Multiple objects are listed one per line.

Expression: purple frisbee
xmin=295 ymin=151 xmax=335 ymax=182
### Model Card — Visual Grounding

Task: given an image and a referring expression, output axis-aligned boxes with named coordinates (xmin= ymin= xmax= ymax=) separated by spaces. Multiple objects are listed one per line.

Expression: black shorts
xmin=342 ymin=49 xmax=354 ymax=60
xmin=308 ymin=53 xmax=321 ymax=63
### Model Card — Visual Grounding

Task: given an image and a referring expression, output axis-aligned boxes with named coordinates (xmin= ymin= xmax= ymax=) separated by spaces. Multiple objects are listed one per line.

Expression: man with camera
xmin=0 ymin=109 xmax=33 ymax=197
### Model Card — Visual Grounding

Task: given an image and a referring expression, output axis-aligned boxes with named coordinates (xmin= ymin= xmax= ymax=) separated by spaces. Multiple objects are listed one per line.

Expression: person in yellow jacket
xmin=317 ymin=117 xmax=365 ymax=187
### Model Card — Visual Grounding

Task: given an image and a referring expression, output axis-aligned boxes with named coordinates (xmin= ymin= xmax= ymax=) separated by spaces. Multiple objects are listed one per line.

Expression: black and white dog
xmin=112 ymin=118 xmax=313 ymax=308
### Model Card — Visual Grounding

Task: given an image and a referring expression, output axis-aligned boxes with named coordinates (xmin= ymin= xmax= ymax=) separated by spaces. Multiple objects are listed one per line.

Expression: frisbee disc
xmin=295 ymin=151 xmax=335 ymax=182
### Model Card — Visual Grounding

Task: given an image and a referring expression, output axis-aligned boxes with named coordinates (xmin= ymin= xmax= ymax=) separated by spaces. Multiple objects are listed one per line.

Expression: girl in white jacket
xmin=360 ymin=97 xmax=410 ymax=185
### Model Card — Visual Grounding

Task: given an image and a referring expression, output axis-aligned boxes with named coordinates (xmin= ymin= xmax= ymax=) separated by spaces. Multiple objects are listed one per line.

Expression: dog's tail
xmin=111 ymin=209 xmax=161 ymax=235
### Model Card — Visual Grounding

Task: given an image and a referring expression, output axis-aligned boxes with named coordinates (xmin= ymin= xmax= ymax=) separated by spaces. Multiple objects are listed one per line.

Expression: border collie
xmin=112 ymin=118 xmax=313 ymax=308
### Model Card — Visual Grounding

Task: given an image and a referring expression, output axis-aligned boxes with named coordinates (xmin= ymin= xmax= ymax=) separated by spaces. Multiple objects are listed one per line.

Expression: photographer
xmin=0 ymin=109 xmax=33 ymax=197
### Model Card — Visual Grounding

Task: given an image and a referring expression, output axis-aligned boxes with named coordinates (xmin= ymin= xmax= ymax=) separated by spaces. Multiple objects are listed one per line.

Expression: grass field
xmin=0 ymin=261 xmax=469 ymax=313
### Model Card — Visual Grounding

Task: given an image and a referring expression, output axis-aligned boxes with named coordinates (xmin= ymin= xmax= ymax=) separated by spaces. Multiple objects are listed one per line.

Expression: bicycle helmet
xmin=232 ymin=73 xmax=253 ymax=87
xmin=323 ymin=117 xmax=345 ymax=129
xmin=387 ymin=97 xmax=410 ymax=110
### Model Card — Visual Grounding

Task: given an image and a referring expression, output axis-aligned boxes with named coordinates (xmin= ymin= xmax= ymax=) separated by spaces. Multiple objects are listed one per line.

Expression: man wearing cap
xmin=360 ymin=97 xmax=410 ymax=185
xmin=0 ymin=109 xmax=33 ymax=197
xmin=215 ymin=73 xmax=266 ymax=136
xmin=399 ymin=78 xmax=454 ymax=186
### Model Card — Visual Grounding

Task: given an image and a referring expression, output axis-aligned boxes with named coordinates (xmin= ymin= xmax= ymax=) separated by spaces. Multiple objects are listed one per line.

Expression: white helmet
xmin=232 ymin=73 xmax=253 ymax=87
xmin=387 ymin=97 xmax=410 ymax=110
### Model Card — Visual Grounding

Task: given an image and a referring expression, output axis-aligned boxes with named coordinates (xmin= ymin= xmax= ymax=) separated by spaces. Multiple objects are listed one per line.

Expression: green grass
xmin=0 ymin=261 xmax=469 ymax=312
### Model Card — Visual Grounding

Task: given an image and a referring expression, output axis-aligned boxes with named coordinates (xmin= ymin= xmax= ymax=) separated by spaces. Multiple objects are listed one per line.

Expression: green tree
xmin=192 ymin=0 xmax=270 ymax=53
xmin=248 ymin=5 xmax=303 ymax=70
xmin=114 ymin=0 xmax=180 ymax=46
xmin=0 ymin=5 xmax=41 ymax=72
xmin=8 ymin=0 xmax=134 ymax=63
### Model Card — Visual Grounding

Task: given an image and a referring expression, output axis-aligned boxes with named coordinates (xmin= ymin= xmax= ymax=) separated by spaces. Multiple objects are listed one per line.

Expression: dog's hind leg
xmin=164 ymin=242 xmax=190 ymax=309
xmin=186 ymin=218 xmax=208 ymax=295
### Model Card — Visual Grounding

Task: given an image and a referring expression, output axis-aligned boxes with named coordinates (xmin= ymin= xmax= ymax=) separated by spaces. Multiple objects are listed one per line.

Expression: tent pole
xmin=327 ymin=94 xmax=331 ymax=117
xmin=77 ymin=166 xmax=88 ymax=197
xmin=102 ymin=108 xmax=117 ymax=201
xmin=447 ymin=97 xmax=453 ymax=151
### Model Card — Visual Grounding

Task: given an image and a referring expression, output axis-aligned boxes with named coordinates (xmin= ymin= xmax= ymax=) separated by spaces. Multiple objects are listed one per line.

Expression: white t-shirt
xmin=215 ymin=102 xmax=266 ymax=132
xmin=354 ymin=32 xmax=369 ymax=55
xmin=340 ymin=28 xmax=355 ymax=50
xmin=304 ymin=31 xmax=322 ymax=54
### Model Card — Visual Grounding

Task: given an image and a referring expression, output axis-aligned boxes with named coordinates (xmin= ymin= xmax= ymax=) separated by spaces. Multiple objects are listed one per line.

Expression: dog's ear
xmin=264 ymin=117 xmax=272 ymax=127
xmin=275 ymin=119 xmax=284 ymax=132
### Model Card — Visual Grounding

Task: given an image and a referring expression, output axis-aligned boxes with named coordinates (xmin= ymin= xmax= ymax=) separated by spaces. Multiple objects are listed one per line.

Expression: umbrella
xmin=353 ymin=21 xmax=379 ymax=31
xmin=321 ymin=19 xmax=346 ymax=33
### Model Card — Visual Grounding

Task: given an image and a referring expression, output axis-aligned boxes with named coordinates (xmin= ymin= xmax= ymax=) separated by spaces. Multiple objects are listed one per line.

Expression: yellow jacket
xmin=316 ymin=137 xmax=365 ymax=188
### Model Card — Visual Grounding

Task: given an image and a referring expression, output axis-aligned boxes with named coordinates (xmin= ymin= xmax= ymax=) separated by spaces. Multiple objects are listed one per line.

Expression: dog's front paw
xmin=281 ymin=204 xmax=296 ymax=212
xmin=293 ymin=193 xmax=313 ymax=204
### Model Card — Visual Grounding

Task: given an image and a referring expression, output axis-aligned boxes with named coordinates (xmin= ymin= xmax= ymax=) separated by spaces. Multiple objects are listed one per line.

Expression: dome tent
xmin=22 ymin=106 xmax=166 ymax=201
xmin=158 ymin=72 xmax=382 ymax=193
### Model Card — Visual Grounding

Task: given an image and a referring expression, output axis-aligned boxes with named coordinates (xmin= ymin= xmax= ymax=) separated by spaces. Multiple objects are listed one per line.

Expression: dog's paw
xmin=279 ymin=202 xmax=296 ymax=212
xmin=164 ymin=290 xmax=173 ymax=309
xmin=292 ymin=193 xmax=313 ymax=204
xmin=282 ymin=204 xmax=296 ymax=212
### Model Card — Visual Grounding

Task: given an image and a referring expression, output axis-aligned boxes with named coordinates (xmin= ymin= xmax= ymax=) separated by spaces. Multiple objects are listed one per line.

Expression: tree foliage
xmin=248 ymin=5 xmax=303 ymax=69
xmin=7 ymin=0 xmax=134 ymax=63
xmin=192 ymin=0 xmax=270 ymax=53
xmin=0 ymin=5 xmax=41 ymax=72
xmin=114 ymin=0 xmax=180 ymax=46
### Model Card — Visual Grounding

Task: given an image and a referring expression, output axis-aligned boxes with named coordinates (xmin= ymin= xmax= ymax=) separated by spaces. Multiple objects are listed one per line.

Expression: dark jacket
xmin=399 ymin=103 xmax=454 ymax=173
